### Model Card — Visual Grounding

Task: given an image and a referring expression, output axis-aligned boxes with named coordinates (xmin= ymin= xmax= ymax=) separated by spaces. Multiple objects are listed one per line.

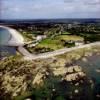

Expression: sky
xmin=1 ymin=0 xmax=100 ymax=19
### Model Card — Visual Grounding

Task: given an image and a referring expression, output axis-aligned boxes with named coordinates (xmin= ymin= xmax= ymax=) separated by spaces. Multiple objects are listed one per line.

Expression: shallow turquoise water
xmin=0 ymin=27 xmax=16 ymax=58
xmin=0 ymin=27 xmax=11 ymax=45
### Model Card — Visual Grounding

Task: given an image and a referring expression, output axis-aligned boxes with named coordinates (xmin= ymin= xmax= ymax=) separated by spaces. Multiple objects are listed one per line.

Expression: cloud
xmin=86 ymin=1 xmax=100 ymax=5
xmin=1 ymin=0 xmax=100 ymax=19
xmin=64 ymin=0 xmax=100 ymax=5
xmin=63 ymin=0 xmax=76 ymax=3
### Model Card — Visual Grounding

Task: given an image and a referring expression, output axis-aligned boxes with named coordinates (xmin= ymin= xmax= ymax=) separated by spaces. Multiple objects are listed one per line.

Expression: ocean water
xmin=0 ymin=27 xmax=16 ymax=58
xmin=0 ymin=46 xmax=16 ymax=58
xmin=0 ymin=27 xmax=11 ymax=45
xmin=76 ymin=54 xmax=100 ymax=99
xmin=77 ymin=54 xmax=100 ymax=84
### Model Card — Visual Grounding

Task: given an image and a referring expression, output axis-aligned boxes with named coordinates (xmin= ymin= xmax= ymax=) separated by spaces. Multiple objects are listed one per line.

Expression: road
xmin=2 ymin=25 xmax=99 ymax=60
xmin=18 ymin=42 xmax=100 ymax=60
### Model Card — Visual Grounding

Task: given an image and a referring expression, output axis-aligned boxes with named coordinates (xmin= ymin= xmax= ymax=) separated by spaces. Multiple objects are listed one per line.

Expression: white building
xmin=75 ymin=41 xmax=84 ymax=46
xmin=36 ymin=35 xmax=47 ymax=41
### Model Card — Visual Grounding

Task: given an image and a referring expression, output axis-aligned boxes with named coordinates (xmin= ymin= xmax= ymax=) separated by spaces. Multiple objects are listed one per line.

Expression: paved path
xmin=1 ymin=26 xmax=99 ymax=60
xmin=19 ymin=42 xmax=100 ymax=60
xmin=18 ymin=46 xmax=34 ymax=57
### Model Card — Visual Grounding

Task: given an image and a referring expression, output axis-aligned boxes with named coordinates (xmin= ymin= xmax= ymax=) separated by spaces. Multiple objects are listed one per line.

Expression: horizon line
xmin=0 ymin=18 xmax=100 ymax=21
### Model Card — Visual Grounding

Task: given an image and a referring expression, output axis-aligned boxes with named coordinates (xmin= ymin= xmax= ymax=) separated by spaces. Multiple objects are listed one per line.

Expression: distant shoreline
xmin=0 ymin=18 xmax=100 ymax=25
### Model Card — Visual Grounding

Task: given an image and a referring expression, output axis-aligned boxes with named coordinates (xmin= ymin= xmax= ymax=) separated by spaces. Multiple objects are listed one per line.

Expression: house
xmin=27 ymin=43 xmax=38 ymax=47
xmin=75 ymin=40 xmax=84 ymax=46
xmin=36 ymin=35 xmax=47 ymax=41
xmin=65 ymin=40 xmax=84 ymax=47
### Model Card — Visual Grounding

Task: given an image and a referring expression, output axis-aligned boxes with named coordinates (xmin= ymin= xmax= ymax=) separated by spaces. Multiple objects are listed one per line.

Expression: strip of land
xmin=18 ymin=42 xmax=100 ymax=60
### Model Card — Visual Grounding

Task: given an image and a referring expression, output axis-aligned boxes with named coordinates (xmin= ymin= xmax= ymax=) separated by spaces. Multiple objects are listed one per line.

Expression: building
xmin=36 ymin=35 xmax=47 ymax=41
xmin=65 ymin=40 xmax=84 ymax=47
xmin=75 ymin=40 xmax=84 ymax=46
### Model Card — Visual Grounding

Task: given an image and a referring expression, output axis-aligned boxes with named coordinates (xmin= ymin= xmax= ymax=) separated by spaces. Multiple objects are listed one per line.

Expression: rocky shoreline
xmin=0 ymin=46 xmax=100 ymax=100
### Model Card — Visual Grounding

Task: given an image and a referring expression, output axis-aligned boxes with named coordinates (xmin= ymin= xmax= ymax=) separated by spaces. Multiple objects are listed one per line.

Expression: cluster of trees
xmin=12 ymin=23 xmax=100 ymax=44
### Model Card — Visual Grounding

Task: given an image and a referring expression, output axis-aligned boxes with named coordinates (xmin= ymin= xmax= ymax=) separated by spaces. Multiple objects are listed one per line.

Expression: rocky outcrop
xmin=51 ymin=65 xmax=85 ymax=82
xmin=0 ymin=53 xmax=89 ymax=99
xmin=32 ymin=72 xmax=46 ymax=86
xmin=52 ymin=65 xmax=84 ymax=76
xmin=2 ymin=74 xmax=27 ymax=97
xmin=63 ymin=72 xmax=85 ymax=82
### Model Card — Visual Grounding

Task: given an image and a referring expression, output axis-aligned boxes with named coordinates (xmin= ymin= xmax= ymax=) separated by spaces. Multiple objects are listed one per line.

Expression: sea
xmin=0 ymin=19 xmax=100 ymax=99
xmin=0 ymin=27 xmax=16 ymax=59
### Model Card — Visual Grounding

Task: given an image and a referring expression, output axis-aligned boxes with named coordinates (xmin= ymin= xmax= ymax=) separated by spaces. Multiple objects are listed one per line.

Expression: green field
xmin=37 ymin=38 xmax=63 ymax=50
xmin=36 ymin=35 xmax=83 ymax=50
xmin=54 ymin=35 xmax=84 ymax=41
xmin=61 ymin=32 xmax=72 ymax=35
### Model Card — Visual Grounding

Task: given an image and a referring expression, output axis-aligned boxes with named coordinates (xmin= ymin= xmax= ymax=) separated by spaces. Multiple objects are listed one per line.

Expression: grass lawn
xmin=36 ymin=35 xmax=83 ymax=50
xmin=54 ymin=35 xmax=84 ymax=41
xmin=37 ymin=38 xmax=63 ymax=50
xmin=61 ymin=32 xmax=72 ymax=35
